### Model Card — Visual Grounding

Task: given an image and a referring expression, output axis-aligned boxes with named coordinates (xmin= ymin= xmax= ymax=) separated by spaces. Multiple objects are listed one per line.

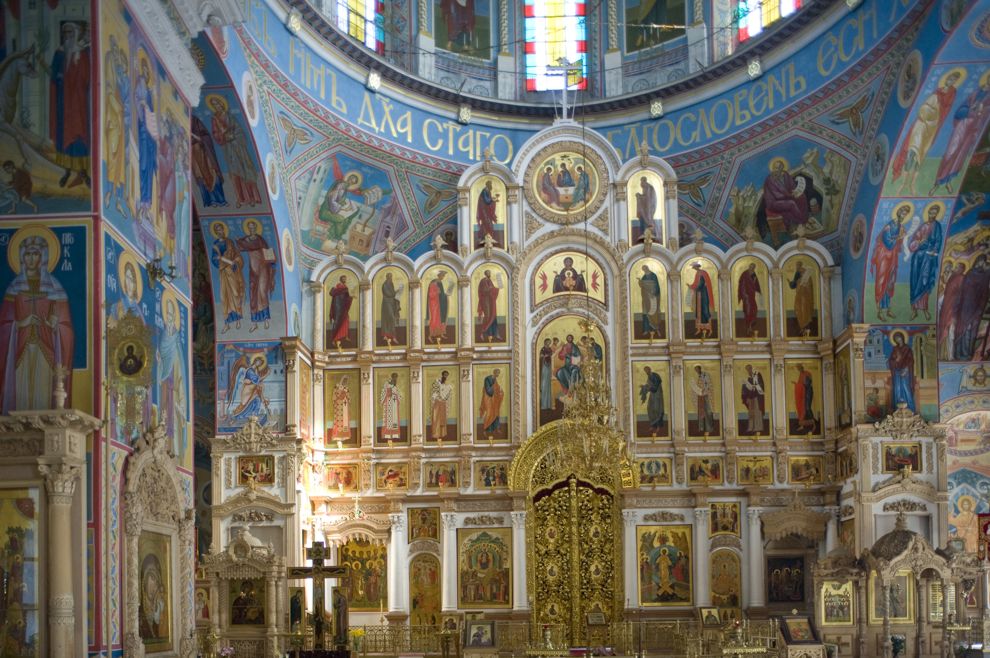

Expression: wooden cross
xmin=287 ymin=542 xmax=349 ymax=650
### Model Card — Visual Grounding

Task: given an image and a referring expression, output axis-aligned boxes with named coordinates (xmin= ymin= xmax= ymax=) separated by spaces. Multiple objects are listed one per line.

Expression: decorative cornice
xmin=0 ymin=410 xmax=100 ymax=433
xmin=463 ymin=514 xmax=505 ymax=526
xmin=213 ymin=417 xmax=284 ymax=453
xmin=124 ymin=0 xmax=206 ymax=103
xmin=214 ymin=489 xmax=295 ymax=516
xmin=863 ymin=405 xmax=943 ymax=441
xmin=171 ymin=0 xmax=244 ymax=36
xmin=760 ymin=491 xmax=829 ymax=542
xmin=882 ymin=499 xmax=927 ymax=513
xmin=642 ymin=511 xmax=684 ymax=523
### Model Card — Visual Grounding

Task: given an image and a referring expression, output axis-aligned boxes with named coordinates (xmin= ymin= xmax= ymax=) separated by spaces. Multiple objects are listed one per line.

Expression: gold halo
xmin=923 ymin=200 xmax=947 ymax=220
xmin=957 ymin=494 xmax=976 ymax=511
xmin=892 ymin=201 xmax=914 ymax=219
xmin=241 ymin=217 xmax=262 ymax=235
xmin=981 ymin=69 xmax=990 ymax=88
xmin=768 ymin=157 xmax=789 ymax=172
xmin=249 ymin=352 xmax=268 ymax=370
xmin=210 ymin=221 xmax=227 ymax=237
xmin=342 ymin=170 xmax=363 ymax=189
xmin=940 ymin=67 xmax=967 ymax=88
xmin=205 ymin=93 xmax=228 ymax=112
xmin=136 ymin=48 xmax=153 ymax=78
xmin=160 ymin=288 xmax=179 ymax=329
xmin=888 ymin=328 xmax=909 ymax=345
xmin=117 ymin=251 xmax=144 ymax=302
xmin=7 ymin=224 xmax=60 ymax=274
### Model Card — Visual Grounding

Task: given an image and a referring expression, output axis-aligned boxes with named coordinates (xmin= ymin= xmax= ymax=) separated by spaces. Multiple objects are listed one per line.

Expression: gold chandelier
xmin=555 ymin=318 xmax=629 ymax=477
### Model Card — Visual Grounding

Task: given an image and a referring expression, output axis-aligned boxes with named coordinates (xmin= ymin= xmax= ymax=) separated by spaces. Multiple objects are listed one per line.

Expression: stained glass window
xmin=524 ymin=0 xmax=588 ymax=92
xmin=337 ymin=0 xmax=384 ymax=54
xmin=737 ymin=0 xmax=800 ymax=43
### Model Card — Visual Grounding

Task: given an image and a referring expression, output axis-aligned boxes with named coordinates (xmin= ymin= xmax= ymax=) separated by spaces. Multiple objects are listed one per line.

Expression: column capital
xmin=510 ymin=511 xmax=526 ymax=528
xmin=40 ymin=462 xmax=81 ymax=505
xmin=622 ymin=510 xmax=637 ymax=527
xmin=441 ymin=512 xmax=457 ymax=530
xmin=747 ymin=507 xmax=763 ymax=522
xmin=49 ymin=593 xmax=74 ymax=625
xmin=693 ymin=507 xmax=709 ymax=521
xmin=389 ymin=512 xmax=406 ymax=529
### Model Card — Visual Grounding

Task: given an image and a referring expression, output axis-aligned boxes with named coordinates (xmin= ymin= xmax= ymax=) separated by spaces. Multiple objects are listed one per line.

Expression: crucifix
xmin=287 ymin=542 xmax=349 ymax=650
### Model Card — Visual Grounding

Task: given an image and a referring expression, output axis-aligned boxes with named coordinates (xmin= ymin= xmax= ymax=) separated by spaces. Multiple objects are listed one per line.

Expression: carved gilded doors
xmin=531 ymin=476 xmax=620 ymax=645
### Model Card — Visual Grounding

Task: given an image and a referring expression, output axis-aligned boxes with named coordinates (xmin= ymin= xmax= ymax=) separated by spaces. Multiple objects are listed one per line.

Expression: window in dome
xmin=337 ymin=0 xmax=385 ymax=53
xmin=524 ymin=0 xmax=588 ymax=92
xmin=625 ymin=0 xmax=686 ymax=53
xmin=737 ymin=0 xmax=800 ymax=43
xmin=436 ymin=0 xmax=492 ymax=58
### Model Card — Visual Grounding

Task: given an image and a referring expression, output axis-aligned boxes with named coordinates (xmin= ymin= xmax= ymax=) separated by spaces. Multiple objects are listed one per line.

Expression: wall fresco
xmin=0 ymin=0 xmax=92 ymax=215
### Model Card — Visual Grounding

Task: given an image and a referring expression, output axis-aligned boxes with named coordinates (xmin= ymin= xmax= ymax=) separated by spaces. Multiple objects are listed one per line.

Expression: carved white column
xmin=266 ymin=573 xmax=277 ymax=631
xmin=511 ymin=511 xmax=528 ymax=610
xmin=389 ymin=513 xmax=408 ymax=613
xmin=693 ymin=508 xmax=711 ymax=606
xmin=669 ymin=272 xmax=683 ymax=342
xmin=361 ymin=367 xmax=374 ymax=447
xmin=622 ymin=510 xmax=638 ymax=609
xmin=410 ymin=366 xmax=424 ymax=446
xmin=663 ymin=181 xmax=681 ymax=250
xmin=41 ymin=462 xmax=81 ymax=658
xmin=309 ymin=282 xmax=325 ymax=352
xmin=459 ymin=277 xmax=472 ymax=347
xmin=747 ymin=507 xmax=765 ymax=607
xmin=718 ymin=271 xmax=731 ymax=341
xmin=410 ymin=281 xmax=423 ymax=350
xmin=824 ymin=506 xmax=838 ymax=555
xmin=441 ymin=513 xmax=458 ymax=611
xmin=360 ymin=281 xmax=373 ymax=351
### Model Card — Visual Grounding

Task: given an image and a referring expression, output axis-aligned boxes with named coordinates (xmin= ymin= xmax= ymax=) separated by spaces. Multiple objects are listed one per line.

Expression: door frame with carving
xmin=508 ymin=422 xmax=632 ymax=645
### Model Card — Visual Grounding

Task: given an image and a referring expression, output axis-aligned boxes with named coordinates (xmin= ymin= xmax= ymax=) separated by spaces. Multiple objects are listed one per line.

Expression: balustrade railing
xmin=326 ymin=620 xmax=779 ymax=657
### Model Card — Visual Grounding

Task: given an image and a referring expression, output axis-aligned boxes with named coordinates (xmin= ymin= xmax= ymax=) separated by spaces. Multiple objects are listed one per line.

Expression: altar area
xmin=190 ymin=120 xmax=990 ymax=658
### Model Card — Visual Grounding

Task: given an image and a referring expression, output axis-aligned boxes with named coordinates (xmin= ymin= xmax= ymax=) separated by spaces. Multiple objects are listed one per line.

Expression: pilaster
xmin=441 ymin=512 xmax=458 ymax=610
xmin=693 ymin=507 xmax=711 ymax=606
xmin=511 ymin=511 xmax=528 ymax=610
xmin=746 ymin=507 xmax=765 ymax=608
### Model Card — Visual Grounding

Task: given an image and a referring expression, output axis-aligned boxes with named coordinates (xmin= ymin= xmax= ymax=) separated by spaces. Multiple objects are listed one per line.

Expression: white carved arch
xmin=123 ymin=424 xmax=196 ymax=658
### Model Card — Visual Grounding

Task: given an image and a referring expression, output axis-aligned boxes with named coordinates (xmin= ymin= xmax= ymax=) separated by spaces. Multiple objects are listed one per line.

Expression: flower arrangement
xmin=219 ymin=647 xmax=235 ymax=657
xmin=350 ymin=628 xmax=366 ymax=639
